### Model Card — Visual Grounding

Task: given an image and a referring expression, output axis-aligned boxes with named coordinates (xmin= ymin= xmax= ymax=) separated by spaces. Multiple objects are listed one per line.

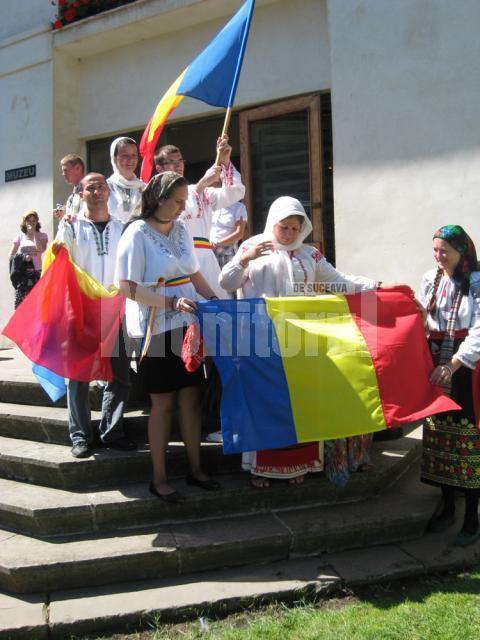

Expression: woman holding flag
xmin=219 ymin=196 xmax=382 ymax=487
xmin=420 ymin=225 xmax=480 ymax=546
xmin=116 ymin=172 xmax=221 ymax=502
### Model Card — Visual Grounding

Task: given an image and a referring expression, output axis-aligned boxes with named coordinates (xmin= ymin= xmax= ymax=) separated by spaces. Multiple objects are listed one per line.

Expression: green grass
xmin=80 ymin=569 xmax=480 ymax=640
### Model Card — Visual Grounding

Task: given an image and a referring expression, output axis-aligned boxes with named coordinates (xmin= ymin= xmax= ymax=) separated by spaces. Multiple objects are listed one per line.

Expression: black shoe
xmin=71 ymin=443 xmax=91 ymax=458
xmin=186 ymin=474 xmax=221 ymax=491
xmin=149 ymin=481 xmax=185 ymax=503
xmin=105 ymin=437 xmax=137 ymax=451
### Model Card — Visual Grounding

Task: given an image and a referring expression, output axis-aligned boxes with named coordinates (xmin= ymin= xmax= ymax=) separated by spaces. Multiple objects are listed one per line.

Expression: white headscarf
xmin=262 ymin=196 xmax=312 ymax=250
xmin=241 ymin=196 xmax=313 ymax=296
xmin=109 ymin=137 xmax=145 ymax=189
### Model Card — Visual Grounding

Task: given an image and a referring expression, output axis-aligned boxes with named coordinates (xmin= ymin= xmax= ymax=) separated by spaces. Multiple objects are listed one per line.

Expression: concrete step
xmin=0 ymin=430 xmax=419 ymax=537
xmin=0 ymin=380 xmax=106 ymax=411
xmin=0 ymin=463 xmax=437 ymax=595
xmin=4 ymin=520 xmax=480 ymax=640
xmin=0 ymin=402 xmax=149 ymax=445
xmin=0 ymin=435 xmax=241 ymax=490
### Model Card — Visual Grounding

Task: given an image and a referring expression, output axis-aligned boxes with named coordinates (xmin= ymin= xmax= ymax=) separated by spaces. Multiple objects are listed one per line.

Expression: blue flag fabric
xmin=32 ymin=363 xmax=67 ymax=403
xmin=196 ymin=298 xmax=297 ymax=454
xmin=177 ymin=0 xmax=255 ymax=107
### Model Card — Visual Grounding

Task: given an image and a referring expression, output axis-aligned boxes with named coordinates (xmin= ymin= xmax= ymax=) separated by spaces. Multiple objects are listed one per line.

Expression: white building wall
xmin=75 ymin=0 xmax=330 ymax=139
xmin=327 ymin=0 xmax=480 ymax=288
xmin=0 ymin=1 xmax=55 ymax=40
xmin=0 ymin=28 xmax=54 ymax=342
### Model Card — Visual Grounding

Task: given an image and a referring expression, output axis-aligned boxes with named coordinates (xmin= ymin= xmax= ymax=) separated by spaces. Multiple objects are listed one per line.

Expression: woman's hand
xmin=174 ymin=297 xmax=196 ymax=313
xmin=240 ymin=241 xmax=274 ymax=266
xmin=430 ymin=358 xmax=462 ymax=385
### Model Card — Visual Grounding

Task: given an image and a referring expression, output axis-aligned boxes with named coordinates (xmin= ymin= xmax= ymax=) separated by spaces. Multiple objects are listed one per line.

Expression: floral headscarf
xmin=433 ymin=225 xmax=478 ymax=293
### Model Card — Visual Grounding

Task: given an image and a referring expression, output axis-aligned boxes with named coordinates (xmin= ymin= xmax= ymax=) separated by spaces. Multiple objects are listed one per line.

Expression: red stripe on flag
xmin=346 ymin=286 xmax=460 ymax=427
xmin=3 ymin=248 xmax=124 ymax=382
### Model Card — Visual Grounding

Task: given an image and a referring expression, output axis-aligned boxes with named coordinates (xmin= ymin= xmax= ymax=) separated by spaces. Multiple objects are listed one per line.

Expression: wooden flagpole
xmin=215 ymin=106 xmax=233 ymax=165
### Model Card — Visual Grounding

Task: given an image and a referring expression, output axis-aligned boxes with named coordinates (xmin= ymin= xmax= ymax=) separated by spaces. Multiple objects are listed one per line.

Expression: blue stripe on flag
xmin=32 ymin=363 xmax=67 ymax=402
xmin=196 ymin=298 xmax=297 ymax=454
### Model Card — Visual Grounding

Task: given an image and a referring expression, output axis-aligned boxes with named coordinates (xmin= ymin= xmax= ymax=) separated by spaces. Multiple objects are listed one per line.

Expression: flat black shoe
xmin=71 ymin=443 xmax=91 ymax=458
xmin=105 ymin=437 xmax=137 ymax=451
xmin=149 ymin=482 xmax=185 ymax=503
xmin=186 ymin=474 xmax=221 ymax=491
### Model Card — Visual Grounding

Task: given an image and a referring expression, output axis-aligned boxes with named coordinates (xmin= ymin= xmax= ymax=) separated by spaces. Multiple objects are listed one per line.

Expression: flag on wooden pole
xmin=139 ymin=0 xmax=255 ymax=181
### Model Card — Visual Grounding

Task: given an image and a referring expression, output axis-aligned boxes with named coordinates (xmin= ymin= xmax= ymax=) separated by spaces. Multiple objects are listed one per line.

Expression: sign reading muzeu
xmin=5 ymin=165 xmax=36 ymax=182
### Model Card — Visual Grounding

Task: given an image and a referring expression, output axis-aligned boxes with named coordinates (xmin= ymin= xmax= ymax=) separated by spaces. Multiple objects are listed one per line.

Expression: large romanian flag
xmin=2 ymin=246 xmax=125 ymax=399
xmin=196 ymin=289 xmax=459 ymax=454
xmin=139 ymin=0 xmax=255 ymax=181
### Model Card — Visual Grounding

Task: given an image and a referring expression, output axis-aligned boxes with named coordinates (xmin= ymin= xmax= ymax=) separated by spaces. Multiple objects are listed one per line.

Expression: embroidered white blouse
xmin=115 ymin=219 xmax=200 ymax=338
xmin=219 ymin=241 xmax=376 ymax=299
xmin=420 ymin=268 xmax=480 ymax=369
xmin=106 ymin=180 xmax=144 ymax=223
xmin=180 ymin=163 xmax=245 ymax=298
xmin=55 ymin=216 xmax=124 ymax=289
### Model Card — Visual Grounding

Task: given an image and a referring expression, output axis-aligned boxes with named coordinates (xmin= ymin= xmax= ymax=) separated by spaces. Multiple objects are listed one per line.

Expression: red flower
xmin=467 ymin=468 xmax=474 ymax=476
xmin=59 ymin=0 xmax=67 ymax=6
xmin=53 ymin=19 xmax=63 ymax=29
xmin=82 ymin=0 xmax=90 ymax=4
xmin=72 ymin=0 xmax=81 ymax=7
xmin=64 ymin=7 xmax=76 ymax=21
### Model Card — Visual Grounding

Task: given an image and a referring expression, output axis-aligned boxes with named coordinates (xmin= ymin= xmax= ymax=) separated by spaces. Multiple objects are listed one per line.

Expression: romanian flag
xmin=2 ymin=247 xmax=125 ymax=399
xmin=195 ymin=288 xmax=460 ymax=454
xmin=139 ymin=0 xmax=255 ymax=181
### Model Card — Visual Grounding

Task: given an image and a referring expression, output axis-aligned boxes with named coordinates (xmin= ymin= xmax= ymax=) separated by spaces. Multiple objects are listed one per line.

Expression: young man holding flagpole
xmin=154 ymin=135 xmax=245 ymax=298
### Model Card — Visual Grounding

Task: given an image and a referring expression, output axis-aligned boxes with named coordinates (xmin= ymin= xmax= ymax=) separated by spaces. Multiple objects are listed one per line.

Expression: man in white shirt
xmin=55 ymin=172 xmax=135 ymax=458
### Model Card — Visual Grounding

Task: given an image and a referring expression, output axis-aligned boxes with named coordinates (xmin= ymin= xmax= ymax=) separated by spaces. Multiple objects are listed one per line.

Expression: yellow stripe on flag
xmin=42 ymin=245 xmax=120 ymax=299
xmin=264 ymin=295 xmax=387 ymax=441
xmin=147 ymin=70 xmax=187 ymax=144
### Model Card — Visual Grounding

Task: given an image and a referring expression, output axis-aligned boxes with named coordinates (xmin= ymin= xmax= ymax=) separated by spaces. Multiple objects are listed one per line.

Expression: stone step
xmin=0 ymin=431 xmax=421 ymax=538
xmin=0 ymin=380 xmax=105 ymax=411
xmin=0 ymin=462 xmax=437 ymax=595
xmin=0 ymin=402 xmax=149 ymax=445
xmin=0 ymin=435 xmax=240 ymax=490
xmin=5 ymin=519 xmax=479 ymax=640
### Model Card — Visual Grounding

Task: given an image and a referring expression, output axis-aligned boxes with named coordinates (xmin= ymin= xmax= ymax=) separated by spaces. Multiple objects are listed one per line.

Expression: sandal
xmin=251 ymin=476 xmax=271 ymax=489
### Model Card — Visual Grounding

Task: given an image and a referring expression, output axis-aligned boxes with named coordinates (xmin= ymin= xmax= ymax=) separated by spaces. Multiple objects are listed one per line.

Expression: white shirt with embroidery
xmin=180 ymin=162 xmax=245 ymax=298
xmin=55 ymin=216 xmax=124 ymax=289
xmin=420 ymin=268 xmax=480 ymax=369
xmin=220 ymin=241 xmax=376 ymax=298
xmin=106 ymin=180 xmax=144 ymax=223
xmin=115 ymin=219 xmax=200 ymax=338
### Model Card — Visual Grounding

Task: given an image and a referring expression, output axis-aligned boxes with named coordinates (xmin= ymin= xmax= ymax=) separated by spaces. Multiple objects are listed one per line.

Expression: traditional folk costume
xmin=210 ymin=201 xmax=248 ymax=268
xmin=107 ymin=137 xmax=146 ymax=223
xmin=115 ymin=175 xmax=204 ymax=393
xmin=55 ymin=215 xmax=130 ymax=448
xmin=180 ymin=162 xmax=245 ymax=299
xmin=420 ymin=225 xmax=480 ymax=543
xmin=219 ymin=196 xmax=376 ymax=483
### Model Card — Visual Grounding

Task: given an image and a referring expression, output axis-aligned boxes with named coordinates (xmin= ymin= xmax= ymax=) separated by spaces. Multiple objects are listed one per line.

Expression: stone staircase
xmin=0 ymin=348 xmax=434 ymax=603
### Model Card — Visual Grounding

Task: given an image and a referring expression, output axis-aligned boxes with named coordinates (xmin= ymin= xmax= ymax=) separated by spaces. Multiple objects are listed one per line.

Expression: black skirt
xmin=139 ymin=328 xmax=204 ymax=394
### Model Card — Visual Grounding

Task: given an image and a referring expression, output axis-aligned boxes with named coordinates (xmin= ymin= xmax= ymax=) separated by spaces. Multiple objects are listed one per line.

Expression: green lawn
xmin=87 ymin=569 xmax=480 ymax=640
